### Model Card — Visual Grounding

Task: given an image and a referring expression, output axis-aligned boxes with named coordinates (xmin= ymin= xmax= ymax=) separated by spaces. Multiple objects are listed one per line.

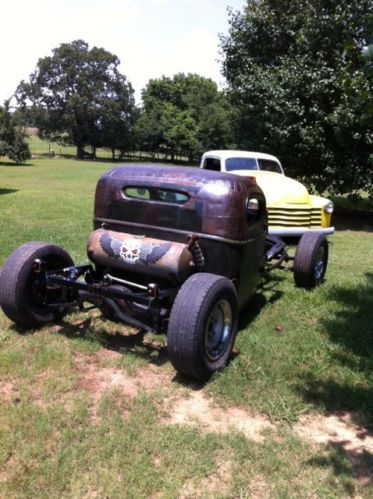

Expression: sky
xmin=0 ymin=0 xmax=245 ymax=104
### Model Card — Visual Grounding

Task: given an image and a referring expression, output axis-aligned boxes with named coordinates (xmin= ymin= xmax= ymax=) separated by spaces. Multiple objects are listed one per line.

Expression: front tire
xmin=0 ymin=242 xmax=74 ymax=328
xmin=167 ymin=273 xmax=238 ymax=380
xmin=293 ymin=233 xmax=328 ymax=288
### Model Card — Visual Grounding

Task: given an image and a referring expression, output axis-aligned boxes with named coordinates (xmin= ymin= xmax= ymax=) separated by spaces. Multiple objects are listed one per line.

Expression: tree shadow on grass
xmin=308 ymin=442 xmax=373 ymax=491
xmin=56 ymin=315 xmax=169 ymax=367
xmin=333 ymin=210 xmax=373 ymax=232
xmin=239 ymin=272 xmax=285 ymax=330
xmin=0 ymin=161 xmax=33 ymax=167
xmin=297 ymin=273 xmax=373 ymax=427
xmin=296 ymin=272 xmax=373 ymax=489
xmin=0 ymin=188 xmax=18 ymax=196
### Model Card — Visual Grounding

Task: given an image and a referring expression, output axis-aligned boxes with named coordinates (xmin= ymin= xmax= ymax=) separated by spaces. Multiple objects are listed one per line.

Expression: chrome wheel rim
xmin=205 ymin=299 xmax=232 ymax=361
xmin=314 ymin=246 xmax=325 ymax=281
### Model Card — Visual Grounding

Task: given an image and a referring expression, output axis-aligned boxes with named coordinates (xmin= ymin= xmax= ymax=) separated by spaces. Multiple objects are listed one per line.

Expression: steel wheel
xmin=0 ymin=242 xmax=74 ymax=328
xmin=205 ymin=299 xmax=233 ymax=361
xmin=314 ymin=246 xmax=325 ymax=281
xmin=293 ymin=233 xmax=329 ymax=288
xmin=167 ymin=273 xmax=238 ymax=380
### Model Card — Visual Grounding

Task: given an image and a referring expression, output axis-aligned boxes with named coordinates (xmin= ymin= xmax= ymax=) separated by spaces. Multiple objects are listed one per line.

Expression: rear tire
xmin=0 ymin=242 xmax=74 ymax=328
xmin=293 ymin=233 xmax=328 ymax=288
xmin=167 ymin=273 xmax=238 ymax=380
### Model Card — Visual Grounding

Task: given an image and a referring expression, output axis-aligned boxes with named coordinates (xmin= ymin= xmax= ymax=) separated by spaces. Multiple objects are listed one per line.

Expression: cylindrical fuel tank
xmin=87 ymin=229 xmax=193 ymax=283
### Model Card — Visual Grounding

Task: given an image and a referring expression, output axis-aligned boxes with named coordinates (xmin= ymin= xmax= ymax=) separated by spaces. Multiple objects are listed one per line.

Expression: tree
xmin=17 ymin=40 xmax=136 ymax=159
xmin=136 ymin=73 xmax=233 ymax=161
xmin=221 ymin=1 xmax=372 ymax=196
xmin=0 ymin=101 xmax=30 ymax=163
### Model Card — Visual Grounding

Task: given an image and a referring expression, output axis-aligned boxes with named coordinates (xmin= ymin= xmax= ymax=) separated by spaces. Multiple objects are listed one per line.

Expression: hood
xmin=231 ymin=171 xmax=310 ymax=205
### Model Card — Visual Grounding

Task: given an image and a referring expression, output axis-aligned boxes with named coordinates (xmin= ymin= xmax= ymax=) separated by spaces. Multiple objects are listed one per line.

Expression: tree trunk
xmin=111 ymin=148 xmax=116 ymax=161
xmin=77 ymin=145 xmax=85 ymax=160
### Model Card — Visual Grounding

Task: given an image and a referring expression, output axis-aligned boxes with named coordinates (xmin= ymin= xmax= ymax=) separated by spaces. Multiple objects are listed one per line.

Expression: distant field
xmin=27 ymin=135 xmax=114 ymax=159
xmin=0 ymin=157 xmax=372 ymax=497
xmin=27 ymin=134 xmax=182 ymax=163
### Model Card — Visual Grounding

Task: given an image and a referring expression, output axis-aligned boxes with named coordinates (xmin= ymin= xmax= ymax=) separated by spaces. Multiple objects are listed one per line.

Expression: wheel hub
xmin=205 ymin=299 xmax=232 ymax=361
xmin=314 ymin=246 xmax=325 ymax=280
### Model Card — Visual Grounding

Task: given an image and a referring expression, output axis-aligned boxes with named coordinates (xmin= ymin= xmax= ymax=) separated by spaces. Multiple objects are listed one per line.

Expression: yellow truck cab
xmin=200 ymin=150 xmax=334 ymax=237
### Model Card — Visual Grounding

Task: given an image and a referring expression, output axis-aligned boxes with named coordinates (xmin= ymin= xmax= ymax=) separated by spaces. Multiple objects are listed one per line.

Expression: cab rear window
xmin=124 ymin=187 xmax=189 ymax=204
xmin=225 ymin=157 xmax=258 ymax=171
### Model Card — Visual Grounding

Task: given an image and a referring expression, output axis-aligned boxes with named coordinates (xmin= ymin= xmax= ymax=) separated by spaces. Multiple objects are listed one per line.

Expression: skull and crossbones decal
xmin=119 ymin=239 xmax=142 ymax=264
xmin=100 ymin=232 xmax=171 ymax=265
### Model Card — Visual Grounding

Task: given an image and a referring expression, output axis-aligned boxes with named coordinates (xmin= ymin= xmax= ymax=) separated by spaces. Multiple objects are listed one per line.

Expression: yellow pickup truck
xmin=200 ymin=150 xmax=334 ymax=237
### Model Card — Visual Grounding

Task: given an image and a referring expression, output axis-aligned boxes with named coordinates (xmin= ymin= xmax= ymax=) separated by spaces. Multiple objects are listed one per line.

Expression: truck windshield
xmin=225 ymin=157 xmax=258 ymax=171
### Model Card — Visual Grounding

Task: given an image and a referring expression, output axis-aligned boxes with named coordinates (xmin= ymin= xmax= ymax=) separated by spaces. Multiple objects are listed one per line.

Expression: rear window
xmin=203 ymin=157 xmax=221 ymax=171
xmin=124 ymin=187 xmax=189 ymax=204
xmin=225 ymin=157 xmax=258 ymax=172
xmin=257 ymin=159 xmax=282 ymax=173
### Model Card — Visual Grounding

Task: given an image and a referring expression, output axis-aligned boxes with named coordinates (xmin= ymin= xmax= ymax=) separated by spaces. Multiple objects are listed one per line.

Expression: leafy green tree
xmin=137 ymin=73 xmax=233 ymax=161
xmin=16 ymin=40 xmax=135 ymax=159
xmin=360 ymin=33 xmax=373 ymax=126
xmin=221 ymin=1 xmax=372 ymax=196
xmin=162 ymin=104 xmax=200 ymax=161
xmin=0 ymin=101 xmax=30 ymax=163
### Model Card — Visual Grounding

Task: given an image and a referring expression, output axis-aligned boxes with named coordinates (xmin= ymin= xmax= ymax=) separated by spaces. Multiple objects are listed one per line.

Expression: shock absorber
xmin=187 ymin=234 xmax=205 ymax=269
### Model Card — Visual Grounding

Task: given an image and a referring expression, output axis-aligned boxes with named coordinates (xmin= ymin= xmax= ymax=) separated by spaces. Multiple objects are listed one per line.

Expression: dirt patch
xmin=165 ymin=390 xmax=275 ymax=442
xmin=247 ymin=475 xmax=270 ymax=498
xmin=0 ymin=381 xmax=17 ymax=403
xmin=295 ymin=412 xmax=373 ymax=485
xmin=73 ymin=350 xmax=170 ymax=419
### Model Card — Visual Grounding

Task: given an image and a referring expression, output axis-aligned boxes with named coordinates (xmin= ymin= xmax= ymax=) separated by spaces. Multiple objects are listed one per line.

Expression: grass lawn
xmin=0 ymin=157 xmax=372 ymax=497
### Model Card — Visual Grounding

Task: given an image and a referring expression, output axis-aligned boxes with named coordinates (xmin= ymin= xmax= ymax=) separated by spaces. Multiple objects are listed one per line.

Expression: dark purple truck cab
xmin=93 ymin=165 xmax=267 ymax=309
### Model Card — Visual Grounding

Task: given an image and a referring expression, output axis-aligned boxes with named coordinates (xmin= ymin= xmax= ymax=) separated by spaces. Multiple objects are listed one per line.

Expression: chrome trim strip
xmin=105 ymin=273 xmax=147 ymax=291
xmin=268 ymin=227 xmax=335 ymax=236
xmin=94 ymin=217 xmax=257 ymax=246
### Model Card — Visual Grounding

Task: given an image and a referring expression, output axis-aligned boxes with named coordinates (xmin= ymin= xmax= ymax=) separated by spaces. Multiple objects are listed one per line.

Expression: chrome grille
xmin=267 ymin=206 xmax=322 ymax=228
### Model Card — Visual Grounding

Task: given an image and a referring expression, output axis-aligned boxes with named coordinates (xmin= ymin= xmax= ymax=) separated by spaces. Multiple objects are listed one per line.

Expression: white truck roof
xmin=201 ymin=150 xmax=281 ymax=163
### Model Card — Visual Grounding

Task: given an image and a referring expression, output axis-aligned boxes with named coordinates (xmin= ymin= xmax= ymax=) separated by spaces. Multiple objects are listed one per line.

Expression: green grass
xmin=27 ymin=135 xmax=115 ymax=159
xmin=0 ymin=157 xmax=372 ymax=497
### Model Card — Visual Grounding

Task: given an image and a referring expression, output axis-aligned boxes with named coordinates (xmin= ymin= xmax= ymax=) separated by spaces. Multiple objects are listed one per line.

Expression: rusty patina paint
xmin=87 ymin=229 xmax=193 ymax=283
xmin=92 ymin=165 xmax=267 ymax=308
xmin=94 ymin=165 xmax=265 ymax=241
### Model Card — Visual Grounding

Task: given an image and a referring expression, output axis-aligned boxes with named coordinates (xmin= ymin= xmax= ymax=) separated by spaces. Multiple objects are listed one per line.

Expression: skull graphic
xmin=119 ymin=239 xmax=142 ymax=264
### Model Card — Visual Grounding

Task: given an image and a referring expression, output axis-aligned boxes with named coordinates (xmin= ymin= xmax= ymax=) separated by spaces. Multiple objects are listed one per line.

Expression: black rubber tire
xmin=0 ymin=242 xmax=74 ymax=328
xmin=293 ymin=233 xmax=328 ymax=288
xmin=167 ymin=273 xmax=238 ymax=380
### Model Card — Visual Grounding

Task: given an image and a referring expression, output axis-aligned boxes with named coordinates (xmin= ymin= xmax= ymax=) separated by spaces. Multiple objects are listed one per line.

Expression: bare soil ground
xmin=164 ymin=390 xmax=275 ymax=441
xmin=295 ymin=413 xmax=373 ymax=485
xmin=2 ymin=345 xmax=371 ymax=492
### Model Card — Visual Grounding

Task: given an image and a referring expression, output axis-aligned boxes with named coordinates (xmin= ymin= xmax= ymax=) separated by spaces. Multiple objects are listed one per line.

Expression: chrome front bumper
xmin=268 ymin=227 xmax=335 ymax=237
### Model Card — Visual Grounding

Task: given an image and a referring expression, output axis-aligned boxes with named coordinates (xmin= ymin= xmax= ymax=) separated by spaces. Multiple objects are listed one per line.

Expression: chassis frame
xmin=35 ymin=235 xmax=293 ymax=333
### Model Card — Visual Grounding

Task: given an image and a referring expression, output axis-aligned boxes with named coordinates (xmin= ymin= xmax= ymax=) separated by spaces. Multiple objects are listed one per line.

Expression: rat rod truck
xmin=0 ymin=165 xmax=328 ymax=380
